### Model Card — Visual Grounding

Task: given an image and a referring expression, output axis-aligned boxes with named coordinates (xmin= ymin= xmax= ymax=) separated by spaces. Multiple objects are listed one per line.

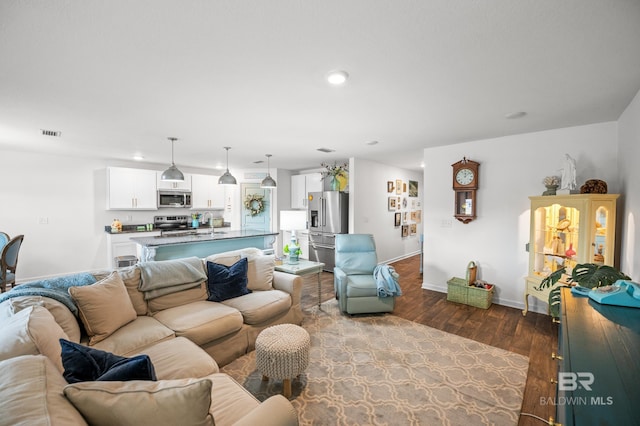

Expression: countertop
xmin=130 ymin=229 xmax=278 ymax=247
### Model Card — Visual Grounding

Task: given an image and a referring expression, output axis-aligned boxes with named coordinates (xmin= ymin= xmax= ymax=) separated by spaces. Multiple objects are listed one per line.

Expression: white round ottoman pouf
xmin=255 ymin=324 xmax=310 ymax=398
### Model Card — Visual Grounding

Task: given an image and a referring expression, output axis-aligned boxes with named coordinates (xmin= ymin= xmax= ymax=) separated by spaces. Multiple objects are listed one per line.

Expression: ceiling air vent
xmin=41 ymin=129 xmax=62 ymax=137
xmin=316 ymin=147 xmax=335 ymax=153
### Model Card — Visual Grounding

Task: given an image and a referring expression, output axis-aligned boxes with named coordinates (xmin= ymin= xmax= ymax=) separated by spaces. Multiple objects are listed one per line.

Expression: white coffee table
xmin=275 ymin=259 xmax=325 ymax=309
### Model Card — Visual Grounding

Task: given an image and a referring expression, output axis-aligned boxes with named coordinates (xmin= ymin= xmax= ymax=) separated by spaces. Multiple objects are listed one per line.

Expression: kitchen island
xmin=131 ymin=229 xmax=278 ymax=261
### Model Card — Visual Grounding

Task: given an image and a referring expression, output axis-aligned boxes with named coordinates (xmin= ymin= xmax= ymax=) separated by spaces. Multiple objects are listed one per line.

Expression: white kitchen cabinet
xmin=291 ymin=173 xmax=322 ymax=209
xmin=107 ymin=167 xmax=158 ymax=210
xmin=191 ymin=174 xmax=225 ymax=209
xmin=156 ymin=172 xmax=192 ymax=190
xmin=106 ymin=231 xmax=160 ymax=269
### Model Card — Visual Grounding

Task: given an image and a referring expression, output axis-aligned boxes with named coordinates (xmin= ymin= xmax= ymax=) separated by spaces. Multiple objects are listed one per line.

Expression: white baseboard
xmin=421 ymin=281 xmax=550 ymax=315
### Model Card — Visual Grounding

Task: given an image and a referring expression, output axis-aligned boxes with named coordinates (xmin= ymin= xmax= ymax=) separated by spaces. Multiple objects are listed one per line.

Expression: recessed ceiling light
xmin=504 ymin=111 xmax=527 ymax=119
xmin=317 ymin=147 xmax=336 ymax=153
xmin=366 ymin=140 xmax=379 ymax=146
xmin=133 ymin=154 xmax=145 ymax=161
xmin=327 ymin=70 xmax=349 ymax=86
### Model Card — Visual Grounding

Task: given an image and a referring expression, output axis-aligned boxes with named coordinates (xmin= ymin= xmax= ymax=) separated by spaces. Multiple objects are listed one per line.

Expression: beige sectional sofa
xmin=0 ymin=247 xmax=302 ymax=426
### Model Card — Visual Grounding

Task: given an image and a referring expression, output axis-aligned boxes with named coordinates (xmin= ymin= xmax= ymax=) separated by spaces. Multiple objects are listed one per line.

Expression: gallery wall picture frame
xmin=401 ymin=224 xmax=409 ymax=237
xmin=410 ymin=223 xmax=417 ymax=235
xmin=403 ymin=182 xmax=407 ymax=193
xmin=396 ymin=179 xmax=402 ymax=194
xmin=396 ymin=197 xmax=401 ymax=210
xmin=409 ymin=180 xmax=418 ymax=197
xmin=388 ymin=197 xmax=397 ymax=211
xmin=387 ymin=181 xmax=394 ymax=193
xmin=403 ymin=212 xmax=408 ymax=222
xmin=394 ymin=212 xmax=401 ymax=227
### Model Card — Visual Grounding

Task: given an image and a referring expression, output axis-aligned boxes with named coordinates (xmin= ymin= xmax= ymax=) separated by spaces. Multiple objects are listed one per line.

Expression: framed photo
xmin=388 ymin=197 xmax=397 ymax=211
xmin=401 ymin=224 xmax=409 ymax=237
xmin=403 ymin=182 xmax=407 ymax=193
xmin=402 ymin=197 xmax=408 ymax=209
xmin=403 ymin=212 xmax=408 ymax=222
xmin=410 ymin=223 xmax=417 ymax=235
xmin=410 ymin=210 xmax=417 ymax=221
xmin=396 ymin=179 xmax=402 ymax=195
xmin=387 ymin=181 xmax=394 ymax=193
xmin=396 ymin=197 xmax=401 ymax=210
xmin=394 ymin=212 xmax=401 ymax=227
xmin=409 ymin=180 xmax=418 ymax=197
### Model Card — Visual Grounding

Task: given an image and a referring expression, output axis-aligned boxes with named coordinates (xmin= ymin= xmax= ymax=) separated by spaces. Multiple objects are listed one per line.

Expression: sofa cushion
xmin=0 ymin=305 xmax=68 ymax=372
xmin=246 ymin=254 xmax=275 ymax=291
xmin=69 ymin=271 xmax=137 ymax=345
xmin=119 ymin=266 xmax=148 ymax=316
xmin=133 ymin=337 xmax=218 ymax=380
xmin=221 ymin=290 xmax=292 ymax=325
xmin=344 ymin=274 xmax=378 ymax=297
xmin=0 ymin=355 xmax=88 ymax=426
xmin=207 ymin=373 xmax=260 ymax=425
xmin=8 ymin=295 xmax=81 ymax=342
xmin=147 ymin=281 xmax=208 ymax=314
xmin=64 ymin=378 xmax=214 ymax=426
xmin=60 ymin=339 xmax=156 ymax=384
xmin=152 ymin=300 xmax=244 ymax=346
xmin=206 ymin=258 xmax=251 ymax=302
xmin=90 ymin=315 xmax=175 ymax=356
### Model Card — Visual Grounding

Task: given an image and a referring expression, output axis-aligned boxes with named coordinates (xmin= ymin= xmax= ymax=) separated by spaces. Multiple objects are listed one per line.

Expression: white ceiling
xmin=1 ymin=1 xmax=639 ymax=172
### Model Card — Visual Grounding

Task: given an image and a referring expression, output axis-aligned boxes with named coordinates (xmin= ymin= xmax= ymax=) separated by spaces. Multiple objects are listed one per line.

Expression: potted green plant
xmin=537 ymin=263 xmax=630 ymax=318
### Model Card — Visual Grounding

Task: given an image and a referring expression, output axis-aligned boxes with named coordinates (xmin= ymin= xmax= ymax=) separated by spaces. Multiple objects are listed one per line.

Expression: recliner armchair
xmin=334 ymin=234 xmax=396 ymax=314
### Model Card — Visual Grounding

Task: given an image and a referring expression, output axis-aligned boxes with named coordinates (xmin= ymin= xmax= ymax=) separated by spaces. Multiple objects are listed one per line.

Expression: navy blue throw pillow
xmin=60 ymin=339 xmax=157 ymax=384
xmin=206 ymin=258 xmax=251 ymax=302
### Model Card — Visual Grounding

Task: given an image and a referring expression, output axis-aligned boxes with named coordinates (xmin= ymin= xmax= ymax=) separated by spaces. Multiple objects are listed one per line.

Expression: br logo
xmin=558 ymin=372 xmax=594 ymax=391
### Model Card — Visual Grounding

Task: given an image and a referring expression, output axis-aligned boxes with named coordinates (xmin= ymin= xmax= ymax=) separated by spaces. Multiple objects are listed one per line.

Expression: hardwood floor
xmin=299 ymin=255 xmax=558 ymax=426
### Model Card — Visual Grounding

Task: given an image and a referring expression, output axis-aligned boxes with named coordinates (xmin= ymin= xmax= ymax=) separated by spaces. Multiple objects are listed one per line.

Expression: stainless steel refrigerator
xmin=308 ymin=191 xmax=348 ymax=272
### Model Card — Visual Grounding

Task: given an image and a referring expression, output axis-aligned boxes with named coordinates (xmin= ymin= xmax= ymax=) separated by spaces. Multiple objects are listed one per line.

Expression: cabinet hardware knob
xmin=551 ymin=352 xmax=563 ymax=360
xmin=550 ymin=378 xmax=558 ymax=384
xmin=552 ymin=318 xmax=561 ymax=324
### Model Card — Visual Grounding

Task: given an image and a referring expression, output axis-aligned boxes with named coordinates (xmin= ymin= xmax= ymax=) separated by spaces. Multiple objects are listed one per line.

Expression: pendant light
xmin=161 ymin=137 xmax=184 ymax=182
xmin=218 ymin=146 xmax=237 ymax=185
xmin=261 ymin=154 xmax=277 ymax=188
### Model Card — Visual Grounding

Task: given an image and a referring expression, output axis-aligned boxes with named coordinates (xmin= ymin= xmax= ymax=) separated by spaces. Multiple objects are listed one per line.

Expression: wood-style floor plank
xmin=298 ymin=254 xmax=558 ymax=426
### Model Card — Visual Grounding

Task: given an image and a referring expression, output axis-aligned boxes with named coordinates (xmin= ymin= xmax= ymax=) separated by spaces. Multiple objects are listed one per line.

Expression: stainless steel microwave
xmin=157 ymin=190 xmax=192 ymax=208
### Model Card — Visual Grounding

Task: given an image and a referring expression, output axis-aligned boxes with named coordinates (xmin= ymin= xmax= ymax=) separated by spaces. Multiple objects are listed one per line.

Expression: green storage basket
xmin=446 ymin=277 xmax=468 ymax=304
xmin=447 ymin=276 xmax=494 ymax=309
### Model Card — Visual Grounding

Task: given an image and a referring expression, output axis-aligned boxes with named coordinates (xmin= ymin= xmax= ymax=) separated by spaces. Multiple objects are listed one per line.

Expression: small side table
xmin=275 ymin=259 xmax=325 ymax=309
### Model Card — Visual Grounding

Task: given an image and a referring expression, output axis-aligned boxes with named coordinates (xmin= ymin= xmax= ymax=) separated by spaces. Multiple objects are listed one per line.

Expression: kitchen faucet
xmin=202 ymin=212 xmax=215 ymax=235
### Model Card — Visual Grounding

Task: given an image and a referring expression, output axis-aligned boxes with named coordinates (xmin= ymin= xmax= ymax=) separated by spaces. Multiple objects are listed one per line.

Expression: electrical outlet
xmin=38 ymin=217 xmax=49 ymax=225
xmin=441 ymin=219 xmax=452 ymax=228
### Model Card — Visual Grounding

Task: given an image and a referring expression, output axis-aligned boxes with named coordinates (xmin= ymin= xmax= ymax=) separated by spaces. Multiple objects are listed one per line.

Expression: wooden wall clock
xmin=452 ymin=157 xmax=479 ymax=223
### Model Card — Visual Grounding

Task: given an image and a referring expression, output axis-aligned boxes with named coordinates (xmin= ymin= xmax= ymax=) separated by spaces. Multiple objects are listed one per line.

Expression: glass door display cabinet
xmin=522 ymin=194 xmax=619 ymax=315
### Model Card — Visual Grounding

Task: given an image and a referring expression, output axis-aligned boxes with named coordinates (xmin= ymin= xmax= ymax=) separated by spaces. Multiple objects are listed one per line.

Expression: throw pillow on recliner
xmin=60 ymin=339 xmax=156 ymax=384
xmin=206 ymin=258 xmax=251 ymax=302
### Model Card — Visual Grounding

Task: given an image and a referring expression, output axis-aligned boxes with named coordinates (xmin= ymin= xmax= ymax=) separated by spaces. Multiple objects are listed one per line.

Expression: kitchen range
xmin=307 ymin=191 xmax=348 ymax=272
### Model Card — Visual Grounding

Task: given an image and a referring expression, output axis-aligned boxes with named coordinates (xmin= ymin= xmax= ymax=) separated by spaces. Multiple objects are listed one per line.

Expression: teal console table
xmin=556 ymin=287 xmax=640 ymax=425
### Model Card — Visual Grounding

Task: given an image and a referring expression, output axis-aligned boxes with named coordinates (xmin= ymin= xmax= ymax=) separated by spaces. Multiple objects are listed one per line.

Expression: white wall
xmin=350 ymin=157 xmax=424 ymax=264
xmin=422 ymin=122 xmax=620 ymax=313
xmin=618 ymin=88 xmax=640 ymax=280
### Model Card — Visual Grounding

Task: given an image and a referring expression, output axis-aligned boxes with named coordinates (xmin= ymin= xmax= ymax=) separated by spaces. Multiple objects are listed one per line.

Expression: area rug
xmin=221 ymin=300 xmax=528 ymax=425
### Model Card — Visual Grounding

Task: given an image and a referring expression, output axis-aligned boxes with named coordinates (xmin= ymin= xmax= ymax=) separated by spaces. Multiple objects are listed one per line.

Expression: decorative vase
xmin=543 ymin=185 xmax=558 ymax=196
xmin=565 ymin=243 xmax=576 ymax=258
xmin=331 ymin=176 xmax=340 ymax=191
xmin=288 ymin=250 xmax=299 ymax=264
xmin=192 ymin=219 xmax=199 ymax=228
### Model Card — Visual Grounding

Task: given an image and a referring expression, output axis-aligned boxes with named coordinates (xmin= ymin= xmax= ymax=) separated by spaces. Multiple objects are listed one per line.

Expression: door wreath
xmin=244 ymin=194 xmax=265 ymax=216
